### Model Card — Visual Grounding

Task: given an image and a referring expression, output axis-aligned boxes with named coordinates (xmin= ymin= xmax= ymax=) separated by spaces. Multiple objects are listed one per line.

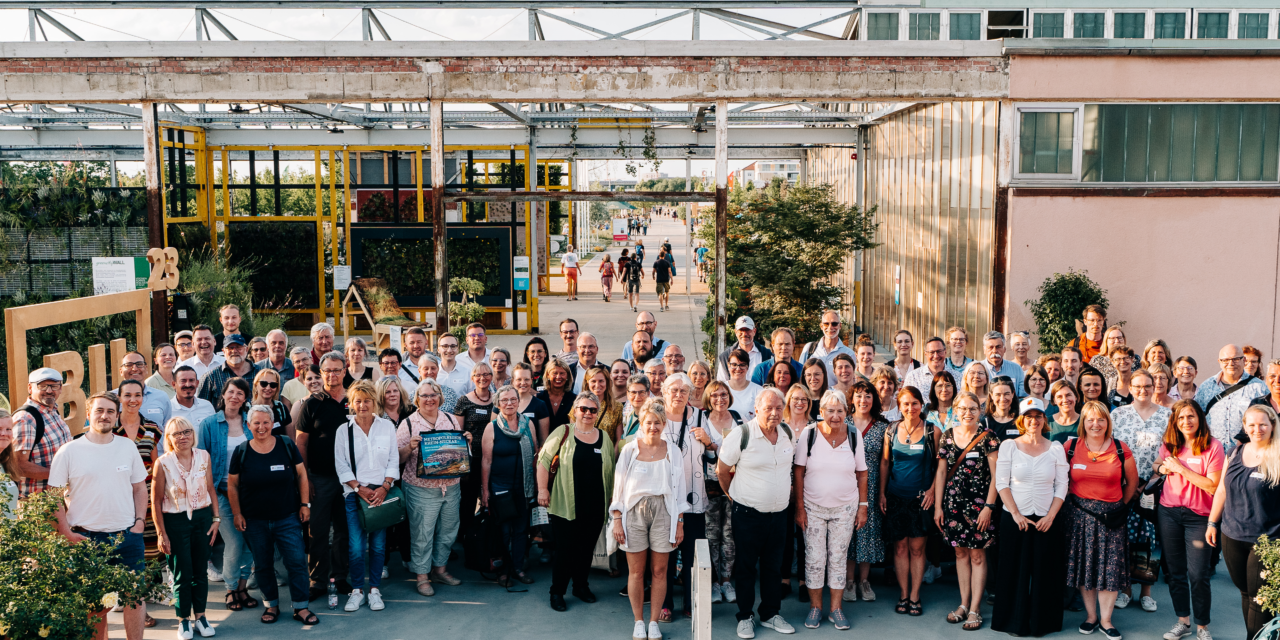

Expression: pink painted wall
xmin=1011 ymin=56 xmax=1280 ymax=101
xmin=1005 ymin=195 xmax=1280 ymax=370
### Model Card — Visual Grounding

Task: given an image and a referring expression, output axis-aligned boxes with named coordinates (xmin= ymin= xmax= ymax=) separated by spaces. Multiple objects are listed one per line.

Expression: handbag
xmin=348 ymin=422 xmax=408 ymax=532
xmin=1130 ymin=541 xmax=1161 ymax=584
xmin=491 ymin=491 xmax=520 ymax=522
xmin=1134 ymin=474 xmax=1166 ymax=524
xmin=462 ymin=508 xmax=506 ymax=575
xmin=545 ymin=426 xmax=575 ymax=492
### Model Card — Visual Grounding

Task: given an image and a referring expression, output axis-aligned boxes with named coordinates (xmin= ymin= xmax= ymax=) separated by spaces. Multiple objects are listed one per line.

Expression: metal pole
xmin=714 ymin=100 xmax=728 ymax=357
xmin=109 ymin=154 xmax=118 ymax=187
xmin=195 ymin=8 xmax=204 ymax=40
xmin=855 ymin=126 xmax=863 ymax=209
xmin=431 ymin=100 xmax=449 ymax=338
xmin=28 ymin=9 xmax=36 ymax=41
xmin=528 ymin=125 xmax=540 ymax=334
xmin=685 ymin=156 xmax=691 ymax=297
xmin=142 ymin=103 xmax=168 ymax=348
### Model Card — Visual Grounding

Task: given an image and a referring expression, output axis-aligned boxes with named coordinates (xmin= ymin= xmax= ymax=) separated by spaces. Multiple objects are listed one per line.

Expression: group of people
xmin=581 ymin=237 xmax=680 ymax=312
xmin=5 ymin=300 xmax=1279 ymax=640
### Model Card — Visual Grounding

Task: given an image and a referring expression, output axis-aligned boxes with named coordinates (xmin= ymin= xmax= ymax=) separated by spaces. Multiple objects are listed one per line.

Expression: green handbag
xmin=347 ymin=422 xmax=407 ymax=532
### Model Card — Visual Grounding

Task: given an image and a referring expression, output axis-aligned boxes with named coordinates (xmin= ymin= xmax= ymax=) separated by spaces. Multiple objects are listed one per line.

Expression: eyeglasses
xmin=121 ymin=361 xmax=147 ymax=369
xmin=467 ymin=333 xmax=486 ymax=339
xmin=498 ymin=397 xmax=519 ymax=404
xmin=559 ymin=329 xmax=578 ymax=336
xmin=417 ymin=393 xmax=440 ymax=400
xmin=578 ymin=406 xmax=599 ymax=414
xmin=36 ymin=382 xmax=62 ymax=392
xmin=663 ymin=354 xmax=685 ymax=360
xmin=822 ymin=321 xmax=840 ymax=327
xmin=637 ymin=321 xmax=656 ymax=327
xmin=1221 ymin=356 xmax=1244 ymax=364
xmin=258 ymin=381 xmax=279 ymax=388
xmin=171 ymin=429 xmax=195 ymax=437
xmin=729 ymin=362 xmax=748 ymax=369
xmin=320 ymin=367 xmax=345 ymax=375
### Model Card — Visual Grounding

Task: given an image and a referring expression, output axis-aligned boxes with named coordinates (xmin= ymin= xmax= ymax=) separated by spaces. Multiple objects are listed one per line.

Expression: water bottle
xmin=327 ymin=579 xmax=339 ymax=610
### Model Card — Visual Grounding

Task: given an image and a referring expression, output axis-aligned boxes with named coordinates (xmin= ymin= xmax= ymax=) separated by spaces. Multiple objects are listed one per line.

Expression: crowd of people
xmin=4 ymin=300 xmax=1280 ymax=640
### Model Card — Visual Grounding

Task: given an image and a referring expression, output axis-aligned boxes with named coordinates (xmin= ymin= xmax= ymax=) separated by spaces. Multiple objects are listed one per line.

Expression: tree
xmin=1025 ymin=268 xmax=1109 ymax=355
xmin=697 ymin=179 xmax=878 ymax=359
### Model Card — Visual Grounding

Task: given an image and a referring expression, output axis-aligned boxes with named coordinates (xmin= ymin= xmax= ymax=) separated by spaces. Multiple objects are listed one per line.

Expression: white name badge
xmin=1253 ymin=471 xmax=1266 ymax=479
xmin=1073 ymin=464 xmax=1088 ymax=470
xmin=116 ymin=465 xmax=130 ymax=472
xmin=1188 ymin=458 xmax=1201 ymax=465
xmin=911 ymin=444 xmax=925 ymax=450
xmin=636 ymin=465 xmax=650 ymax=474
xmin=270 ymin=464 xmax=286 ymax=471
xmin=1006 ymin=429 xmax=1020 ymax=436
xmin=966 ymin=452 xmax=980 ymax=459
xmin=594 ymin=448 xmax=602 ymax=454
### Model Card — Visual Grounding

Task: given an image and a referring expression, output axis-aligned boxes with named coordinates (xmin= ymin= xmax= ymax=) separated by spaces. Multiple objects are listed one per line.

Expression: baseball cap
xmin=174 ymin=330 xmax=194 ymax=340
xmin=29 ymin=367 xmax=63 ymax=385
xmin=224 ymin=334 xmax=247 ymax=347
xmin=1019 ymin=397 xmax=1046 ymax=415
xmin=734 ymin=316 xmax=755 ymax=331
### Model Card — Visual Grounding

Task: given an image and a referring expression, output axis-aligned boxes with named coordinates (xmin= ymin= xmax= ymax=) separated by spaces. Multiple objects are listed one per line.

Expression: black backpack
xmin=14 ymin=403 xmax=48 ymax=449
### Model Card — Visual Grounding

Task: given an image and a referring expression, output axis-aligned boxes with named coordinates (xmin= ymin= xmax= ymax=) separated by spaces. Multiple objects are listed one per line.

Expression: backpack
xmin=1066 ymin=436 xmax=1130 ymax=529
xmin=14 ymin=403 xmax=47 ymax=449
xmin=806 ymin=423 xmax=860 ymax=460
xmin=737 ymin=420 xmax=793 ymax=452
xmin=885 ymin=421 xmax=937 ymax=484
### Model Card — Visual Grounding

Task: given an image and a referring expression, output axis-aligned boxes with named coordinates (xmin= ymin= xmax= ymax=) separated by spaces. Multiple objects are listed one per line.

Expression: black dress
xmin=342 ymin=366 xmax=374 ymax=390
xmin=453 ymin=394 xmax=494 ymax=540
xmin=537 ymin=390 xmax=577 ymax=432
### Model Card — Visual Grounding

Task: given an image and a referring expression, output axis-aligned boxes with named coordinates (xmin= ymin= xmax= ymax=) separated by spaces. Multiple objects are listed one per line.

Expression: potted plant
xmin=448 ymin=277 xmax=486 ymax=339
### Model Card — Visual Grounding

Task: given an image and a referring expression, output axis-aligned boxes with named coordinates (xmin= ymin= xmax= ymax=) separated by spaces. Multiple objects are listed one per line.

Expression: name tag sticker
xmin=1007 ymin=429 xmax=1020 ymax=436
xmin=781 ymin=447 xmax=793 ymax=455
xmin=636 ymin=465 xmax=649 ymax=474
xmin=911 ymin=444 xmax=925 ymax=450
xmin=522 ymin=412 xmax=535 ymax=418
xmin=1253 ymin=471 xmax=1266 ymax=479
xmin=116 ymin=465 xmax=129 ymax=472
xmin=966 ymin=452 xmax=980 ymax=459
xmin=594 ymin=448 xmax=602 ymax=454
xmin=1073 ymin=464 xmax=1088 ymax=470
xmin=270 ymin=464 xmax=286 ymax=471
xmin=1188 ymin=458 xmax=1201 ymax=465
xmin=475 ymin=409 xmax=487 ymax=415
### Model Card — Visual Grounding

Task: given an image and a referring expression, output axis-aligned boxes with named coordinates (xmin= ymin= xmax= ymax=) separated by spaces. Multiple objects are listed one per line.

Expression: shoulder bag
xmin=943 ymin=430 xmax=990 ymax=488
xmin=347 ymin=422 xmax=407 ymax=532
xmin=1066 ymin=437 xmax=1130 ymax=530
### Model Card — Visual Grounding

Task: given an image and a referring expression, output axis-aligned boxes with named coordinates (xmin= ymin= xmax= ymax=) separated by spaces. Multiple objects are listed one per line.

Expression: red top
xmin=1076 ymin=335 xmax=1102 ymax=362
xmin=1067 ymin=437 xmax=1132 ymax=503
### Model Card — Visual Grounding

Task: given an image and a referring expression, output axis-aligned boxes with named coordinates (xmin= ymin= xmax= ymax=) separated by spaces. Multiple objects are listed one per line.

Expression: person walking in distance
xmin=562 ymin=244 xmax=580 ymax=301
xmin=599 ymin=255 xmax=616 ymax=302
xmin=653 ymin=248 xmax=675 ymax=312
xmin=623 ymin=246 xmax=645 ymax=312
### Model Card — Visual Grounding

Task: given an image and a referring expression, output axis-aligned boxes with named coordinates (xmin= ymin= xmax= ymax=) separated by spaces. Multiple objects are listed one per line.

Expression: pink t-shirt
xmin=794 ymin=425 xmax=867 ymax=508
xmin=1156 ymin=438 xmax=1225 ymax=516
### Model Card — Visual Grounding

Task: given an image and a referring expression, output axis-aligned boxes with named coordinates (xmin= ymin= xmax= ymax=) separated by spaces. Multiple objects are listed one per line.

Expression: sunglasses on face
xmin=578 ymin=406 xmax=599 ymax=414
xmin=259 ymin=381 xmax=279 ymax=389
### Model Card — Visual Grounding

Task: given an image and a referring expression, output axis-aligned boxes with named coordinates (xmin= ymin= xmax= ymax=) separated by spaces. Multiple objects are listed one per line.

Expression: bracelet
xmin=1207 ymin=521 xmax=1219 ymax=529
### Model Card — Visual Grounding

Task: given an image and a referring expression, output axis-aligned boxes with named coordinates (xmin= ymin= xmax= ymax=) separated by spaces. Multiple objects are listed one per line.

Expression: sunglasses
xmin=578 ymin=406 xmax=599 ymax=414
xmin=258 ymin=381 xmax=279 ymax=389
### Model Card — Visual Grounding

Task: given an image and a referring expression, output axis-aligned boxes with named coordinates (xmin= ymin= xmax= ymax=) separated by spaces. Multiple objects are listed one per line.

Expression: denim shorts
xmin=83 ymin=529 xmax=145 ymax=572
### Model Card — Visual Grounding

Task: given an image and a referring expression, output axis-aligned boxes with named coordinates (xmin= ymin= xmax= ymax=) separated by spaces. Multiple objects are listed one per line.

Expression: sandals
xmin=908 ymin=600 xmax=923 ymax=617
xmin=260 ymin=607 xmax=279 ymax=624
xmin=963 ymin=611 xmax=983 ymax=631
xmin=293 ymin=609 xmax=320 ymax=625
xmin=144 ymin=614 xmax=157 ymax=628
xmin=947 ymin=605 xmax=970 ymax=624
xmin=895 ymin=598 xmax=910 ymax=615
xmin=236 ymin=589 xmax=259 ymax=609
xmin=225 ymin=591 xmax=243 ymax=611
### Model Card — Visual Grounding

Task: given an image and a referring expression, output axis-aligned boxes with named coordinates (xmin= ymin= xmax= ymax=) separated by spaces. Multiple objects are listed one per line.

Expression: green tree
xmin=1025 ymin=269 xmax=1109 ymax=355
xmin=697 ymin=179 xmax=878 ymax=359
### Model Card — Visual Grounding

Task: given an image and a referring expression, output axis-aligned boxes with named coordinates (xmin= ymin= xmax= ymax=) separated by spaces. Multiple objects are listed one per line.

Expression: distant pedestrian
xmin=599 ymin=255 xmax=616 ymax=302
xmin=653 ymin=250 xmax=674 ymax=312
xmin=563 ymin=245 xmax=580 ymax=302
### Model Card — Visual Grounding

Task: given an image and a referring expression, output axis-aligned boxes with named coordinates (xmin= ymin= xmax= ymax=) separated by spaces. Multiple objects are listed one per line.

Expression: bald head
xmin=636 ymin=311 xmax=657 ymax=336
xmin=1221 ymin=343 xmax=1245 ymax=383
xmin=577 ymin=332 xmax=599 ymax=366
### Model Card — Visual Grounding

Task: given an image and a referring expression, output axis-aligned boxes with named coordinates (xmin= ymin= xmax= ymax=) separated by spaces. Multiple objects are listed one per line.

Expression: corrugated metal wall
xmin=807 ymin=101 xmax=1001 ymax=356
xmin=806 ymin=144 xmax=862 ymax=327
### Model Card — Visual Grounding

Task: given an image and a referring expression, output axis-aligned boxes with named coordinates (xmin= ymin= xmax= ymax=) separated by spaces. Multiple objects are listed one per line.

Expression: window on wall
xmin=950 ymin=13 xmax=981 ymax=40
xmin=1240 ymin=13 xmax=1270 ymax=38
xmin=1082 ymin=104 xmax=1280 ymax=182
xmin=1154 ymin=12 xmax=1186 ymax=38
xmin=1019 ymin=111 xmax=1076 ymax=175
xmin=1074 ymin=12 xmax=1105 ymax=38
xmin=868 ymin=13 xmax=899 ymax=40
xmin=1033 ymin=13 xmax=1065 ymax=37
xmin=1115 ymin=13 xmax=1146 ymax=38
xmin=909 ymin=13 xmax=940 ymax=40
xmin=1197 ymin=12 xmax=1228 ymax=38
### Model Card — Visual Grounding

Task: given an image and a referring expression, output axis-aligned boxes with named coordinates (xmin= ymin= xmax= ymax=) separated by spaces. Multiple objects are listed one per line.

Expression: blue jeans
xmin=345 ymin=492 xmax=387 ymax=591
xmin=216 ymin=492 xmax=253 ymax=590
xmin=84 ymin=529 xmax=145 ymax=572
xmin=241 ymin=515 xmax=310 ymax=611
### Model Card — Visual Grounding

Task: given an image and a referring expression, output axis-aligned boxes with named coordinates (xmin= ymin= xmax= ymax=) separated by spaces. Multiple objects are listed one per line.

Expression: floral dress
xmin=936 ymin=428 xmax=1000 ymax=549
xmin=1111 ymin=404 xmax=1172 ymax=555
xmin=849 ymin=418 xmax=889 ymax=563
xmin=116 ymin=419 xmax=164 ymax=560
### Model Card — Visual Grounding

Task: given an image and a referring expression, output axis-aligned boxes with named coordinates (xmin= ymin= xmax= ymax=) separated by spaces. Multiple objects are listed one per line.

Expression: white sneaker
xmin=632 ymin=620 xmax=648 ymax=640
xmin=922 ymin=564 xmax=941 ymax=585
xmin=381 ymin=567 xmax=389 ymax=580
xmin=842 ymin=588 xmax=858 ymax=602
xmin=711 ymin=582 xmax=723 ymax=603
xmin=344 ymin=589 xmax=365 ymax=612
xmin=1116 ymin=592 xmax=1131 ymax=609
xmin=1142 ymin=596 xmax=1158 ymax=612
xmin=207 ymin=562 xmax=224 ymax=583
xmin=860 ymin=580 xmax=876 ymax=601
xmin=368 ymin=588 xmax=385 ymax=611
xmin=761 ymin=615 xmax=796 ymax=634
xmin=737 ymin=618 xmax=757 ymax=639
xmin=177 ymin=620 xmax=194 ymax=640
xmin=722 ymin=582 xmax=738 ymax=603
xmin=648 ymin=621 xmax=663 ymax=639
xmin=192 ymin=617 xmax=216 ymax=637
xmin=1164 ymin=622 xmax=1193 ymax=640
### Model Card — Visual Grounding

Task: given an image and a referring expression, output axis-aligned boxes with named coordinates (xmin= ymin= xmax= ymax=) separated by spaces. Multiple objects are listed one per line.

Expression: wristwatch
xmin=301 ymin=503 xmax=312 ymax=508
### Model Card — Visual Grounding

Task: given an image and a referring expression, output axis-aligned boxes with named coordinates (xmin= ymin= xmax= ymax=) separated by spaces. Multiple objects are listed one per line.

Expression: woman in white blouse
xmin=611 ymin=398 xmax=689 ymax=640
xmin=991 ymin=397 xmax=1070 ymax=637
xmin=334 ymin=380 xmax=401 ymax=613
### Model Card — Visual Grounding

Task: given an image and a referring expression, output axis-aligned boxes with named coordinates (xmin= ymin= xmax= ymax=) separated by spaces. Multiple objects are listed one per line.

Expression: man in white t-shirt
xmin=562 ymin=245 xmax=580 ymax=301
xmin=51 ymin=392 xmax=149 ymax=640
xmin=434 ymin=334 xmax=474 ymax=396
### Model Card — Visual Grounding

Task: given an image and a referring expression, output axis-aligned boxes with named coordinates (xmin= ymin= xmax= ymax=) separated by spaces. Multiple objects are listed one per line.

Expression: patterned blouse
xmin=396 ymin=410 xmax=464 ymax=490
xmin=1111 ymin=404 xmax=1172 ymax=481
xmin=115 ymin=419 xmax=164 ymax=559
xmin=155 ymin=448 xmax=214 ymax=516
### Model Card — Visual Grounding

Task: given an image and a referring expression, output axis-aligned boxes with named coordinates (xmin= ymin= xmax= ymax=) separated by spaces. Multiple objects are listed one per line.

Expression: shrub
xmin=0 ymin=484 xmax=165 ymax=640
xmin=1251 ymin=535 xmax=1280 ymax=614
xmin=1025 ymin=269 xmax=1109 ymax=355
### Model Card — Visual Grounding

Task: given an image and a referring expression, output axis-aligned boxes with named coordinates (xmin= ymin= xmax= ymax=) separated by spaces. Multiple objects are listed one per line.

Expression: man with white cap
xmin=716 ymin=316 xmax=774 ymax=382
xmin=173 ymin=329 xmax=197 ymax=362
xmin=12 ymin=367 xmax=74 ymax=498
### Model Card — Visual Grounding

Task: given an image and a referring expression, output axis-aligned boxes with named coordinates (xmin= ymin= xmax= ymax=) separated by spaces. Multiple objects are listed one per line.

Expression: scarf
xmin=495 ymin=412 xmax=537 ymax=499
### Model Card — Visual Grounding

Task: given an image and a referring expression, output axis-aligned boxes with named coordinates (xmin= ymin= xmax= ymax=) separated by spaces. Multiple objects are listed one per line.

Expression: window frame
xmin=1194 ymin=10 xmax=1230 ymax=39
xmin=907 ymin=10 xmax=942 ymax=41
xmin=1153 ymin=10 xmax=1190 ymax=39
xmin=862 ymin=9 xmax=902 ymax=41
xmin=1013 ymin=104 xmax=1084 ymax=182
xmin=947 ymin=11 xmax=985 ymax=41
xmin=1013 ymin=102 xmax=1280 ymax=187
xmin=1030 ymin=11 xmax=1066 ymax=38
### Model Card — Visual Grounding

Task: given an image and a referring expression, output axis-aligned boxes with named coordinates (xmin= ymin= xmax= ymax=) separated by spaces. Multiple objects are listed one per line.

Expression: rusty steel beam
xmin=442 ymin=190 xmax=714 ymax=203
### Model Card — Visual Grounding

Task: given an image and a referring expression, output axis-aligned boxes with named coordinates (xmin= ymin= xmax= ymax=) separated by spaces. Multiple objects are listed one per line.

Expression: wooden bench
xmin=340 ymin=277 xmax=436 ymax=352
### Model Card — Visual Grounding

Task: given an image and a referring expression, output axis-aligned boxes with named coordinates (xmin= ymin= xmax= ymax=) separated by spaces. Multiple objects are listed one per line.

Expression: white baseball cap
xmin=29 ymin=367 xmax=63 ymax=385
xmin=1019 ymin=397 xmax=1046 ymax=415
xmin=734 ymin=316 xmax=755 ymax=331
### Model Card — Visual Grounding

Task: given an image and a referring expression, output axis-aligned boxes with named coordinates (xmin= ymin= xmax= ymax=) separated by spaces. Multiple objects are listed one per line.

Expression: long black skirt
xmin=991 ymin=510 xmax=1065 ymax=637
